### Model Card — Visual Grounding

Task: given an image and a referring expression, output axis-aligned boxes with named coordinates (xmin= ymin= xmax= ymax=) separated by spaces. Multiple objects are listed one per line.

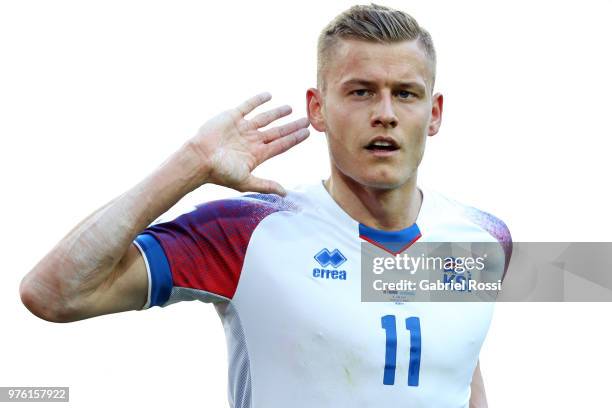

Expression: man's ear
xmin=428 ymin=92 xmax=443 ymax=136
xmin=306 ymin=88 xmax=326 ymax=132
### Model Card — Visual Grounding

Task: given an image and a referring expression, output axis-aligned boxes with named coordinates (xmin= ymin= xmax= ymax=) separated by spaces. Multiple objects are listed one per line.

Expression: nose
xmin=371 ymin=91 xmax=398 ymax=129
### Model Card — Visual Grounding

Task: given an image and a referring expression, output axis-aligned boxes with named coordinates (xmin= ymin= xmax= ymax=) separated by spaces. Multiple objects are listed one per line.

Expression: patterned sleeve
xmin=133 ymin=194 xmax=297 ymax=309
xmin=464 ymin=206 xmax=513 ymax=281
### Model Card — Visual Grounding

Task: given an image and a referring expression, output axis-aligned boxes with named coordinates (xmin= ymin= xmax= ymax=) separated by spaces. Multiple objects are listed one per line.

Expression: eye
xmin=350 ymin=89 xmax=372 ymax=97
xmin=397 ymin=90 xmax=417 ymax=99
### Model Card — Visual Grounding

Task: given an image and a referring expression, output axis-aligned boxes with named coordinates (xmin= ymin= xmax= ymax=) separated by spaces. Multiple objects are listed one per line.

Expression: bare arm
xmin=469 ymin=360 xmax=488 ymax=408
xmin=19 ymin=93 xmax=310 ymax=322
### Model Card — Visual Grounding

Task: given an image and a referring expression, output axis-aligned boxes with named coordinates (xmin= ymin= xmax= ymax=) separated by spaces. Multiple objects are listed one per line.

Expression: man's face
xmin=307 ymin=39 xmax=443 ymax=190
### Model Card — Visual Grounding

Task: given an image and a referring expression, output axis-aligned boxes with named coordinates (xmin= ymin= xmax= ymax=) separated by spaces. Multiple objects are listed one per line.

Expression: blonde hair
xmin=317 ymin=4 xmax=436 ymax=91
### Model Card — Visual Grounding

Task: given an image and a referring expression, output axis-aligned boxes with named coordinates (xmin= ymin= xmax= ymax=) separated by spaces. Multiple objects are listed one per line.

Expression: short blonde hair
xmin=317 ymin=4 xmax=437 ymax=91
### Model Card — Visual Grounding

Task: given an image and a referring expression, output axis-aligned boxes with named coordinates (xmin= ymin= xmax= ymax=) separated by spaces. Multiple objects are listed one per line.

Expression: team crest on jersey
xmin=313 ymin=248 xmax=347 ymax=280
xmin=442 ymin=257 xmax=472 ymax=292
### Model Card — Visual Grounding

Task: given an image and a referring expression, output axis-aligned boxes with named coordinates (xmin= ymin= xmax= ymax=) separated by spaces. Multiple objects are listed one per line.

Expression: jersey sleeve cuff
xmin=133 ymin=233 xmax=173 ymax=308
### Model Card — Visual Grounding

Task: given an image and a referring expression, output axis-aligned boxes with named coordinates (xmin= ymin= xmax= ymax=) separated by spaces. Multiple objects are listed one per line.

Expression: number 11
xmin=381 ymin=315 xmax=421 ymax=386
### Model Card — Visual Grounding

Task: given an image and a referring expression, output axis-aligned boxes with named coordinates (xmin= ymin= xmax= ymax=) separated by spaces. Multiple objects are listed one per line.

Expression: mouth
xmin=364 ymin=136 xmax=400 ymax=154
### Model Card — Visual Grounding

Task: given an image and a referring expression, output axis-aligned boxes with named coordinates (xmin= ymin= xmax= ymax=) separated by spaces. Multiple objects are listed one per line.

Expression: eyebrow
xmin=340 ymin=78 xmax=426 ymax=93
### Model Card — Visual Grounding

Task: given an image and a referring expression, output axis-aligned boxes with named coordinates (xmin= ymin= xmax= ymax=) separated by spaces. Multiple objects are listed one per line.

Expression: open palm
xmin=189 ymin=92 xmax=310 ymax=196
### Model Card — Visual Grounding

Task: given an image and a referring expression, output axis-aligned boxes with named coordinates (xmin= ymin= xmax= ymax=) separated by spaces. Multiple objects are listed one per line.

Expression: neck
xmin=324 ymin=169 xmax=422 ymax=231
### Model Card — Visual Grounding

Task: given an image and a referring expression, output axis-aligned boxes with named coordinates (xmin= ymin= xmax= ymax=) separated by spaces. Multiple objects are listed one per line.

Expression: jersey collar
xmin=309 ymin=180 xmax=429 ymax=253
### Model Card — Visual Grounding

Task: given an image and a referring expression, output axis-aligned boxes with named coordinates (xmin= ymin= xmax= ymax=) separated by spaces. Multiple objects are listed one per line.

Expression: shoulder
xmin=423 ymin=189 xmax=512 ymax=258
xmin=196 ymin=192 xmax=300 ymax=222
xmin=150 ymin=190 xmax=302 ymax=228
xmin=424 ymin=188 xmax=512 ymax=244
xmin=423 ymin=188 xmax=513 ymax=275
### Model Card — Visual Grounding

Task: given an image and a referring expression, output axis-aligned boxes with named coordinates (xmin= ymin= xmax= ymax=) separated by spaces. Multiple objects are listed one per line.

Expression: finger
xmin=235 ymin=92 xmax=272 ymax=117
xmin=238 ymin=175 xmax=287 ymax=197
xmin=261 ymin=117 xmax=310 ymax=143
xmin=261 ymin=127 xmax=310 ymax=162
xmin=249 ymin=105 xmax=292 ymax=129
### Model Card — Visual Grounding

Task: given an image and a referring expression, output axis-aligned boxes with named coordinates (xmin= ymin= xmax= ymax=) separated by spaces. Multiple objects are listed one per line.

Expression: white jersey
xmin=134 ymin=181 xmax=512 ymax=408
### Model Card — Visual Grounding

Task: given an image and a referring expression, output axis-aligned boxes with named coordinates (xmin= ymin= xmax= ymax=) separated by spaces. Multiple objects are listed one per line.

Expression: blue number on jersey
xmin=381 ymin=315 xmax=398 ymax=385
xmin=381 ymin=315 xmax=421 ymax=386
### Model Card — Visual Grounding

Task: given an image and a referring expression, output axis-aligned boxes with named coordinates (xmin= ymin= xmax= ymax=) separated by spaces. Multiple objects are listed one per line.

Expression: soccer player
xmin=20 ymin=4 xmax=510 ymax=407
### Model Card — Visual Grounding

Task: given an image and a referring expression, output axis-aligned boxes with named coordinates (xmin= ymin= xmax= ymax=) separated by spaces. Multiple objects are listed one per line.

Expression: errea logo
xmin=313 ymin=248 xmax=347 ymax=280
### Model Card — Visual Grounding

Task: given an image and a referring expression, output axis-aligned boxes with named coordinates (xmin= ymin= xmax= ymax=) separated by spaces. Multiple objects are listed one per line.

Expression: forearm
xmin=469 ymin=360 xmax=488 ymax=408
xmin=20 ymin=143 xmax=206 ymax=321
xmin=20 ymin=92 xmax=309 ymax=322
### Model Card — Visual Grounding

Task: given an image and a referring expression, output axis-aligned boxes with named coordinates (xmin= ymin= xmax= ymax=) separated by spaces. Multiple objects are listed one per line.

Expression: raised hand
xmin=187 ymin=92 xmax=310 ymax=196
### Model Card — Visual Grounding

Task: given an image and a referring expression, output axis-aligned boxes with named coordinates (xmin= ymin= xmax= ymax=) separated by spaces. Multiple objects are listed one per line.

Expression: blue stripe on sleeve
xmin=134 ymin=233 xmax=173 ymax=307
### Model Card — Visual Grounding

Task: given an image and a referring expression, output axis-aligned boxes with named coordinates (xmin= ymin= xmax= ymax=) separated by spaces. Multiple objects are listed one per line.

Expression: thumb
xmin=239 ymin=175 xmax=287 ymax=197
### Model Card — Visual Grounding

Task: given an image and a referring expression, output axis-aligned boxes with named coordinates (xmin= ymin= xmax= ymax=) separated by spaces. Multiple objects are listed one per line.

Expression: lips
xmin=364 ymin=136 xmax=400 ymax=152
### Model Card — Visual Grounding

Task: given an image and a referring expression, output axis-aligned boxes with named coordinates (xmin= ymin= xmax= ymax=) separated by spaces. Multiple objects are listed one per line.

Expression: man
xmin=20 ymin=4 xmax=509 ymax=407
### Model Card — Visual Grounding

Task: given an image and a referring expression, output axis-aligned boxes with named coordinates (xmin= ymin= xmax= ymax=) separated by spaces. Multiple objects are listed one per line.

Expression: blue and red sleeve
xmin=133 ymin=194 xmax=297 ymax=308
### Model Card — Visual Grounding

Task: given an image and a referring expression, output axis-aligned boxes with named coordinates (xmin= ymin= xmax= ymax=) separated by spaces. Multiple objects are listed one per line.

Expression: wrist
xmin=167 ymin=141 xmax=212 ymax=192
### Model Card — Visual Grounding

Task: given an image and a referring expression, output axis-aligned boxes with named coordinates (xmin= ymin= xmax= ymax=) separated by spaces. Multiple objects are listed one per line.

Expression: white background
xmin=1 ymin=0 xmax=611 ymax=406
